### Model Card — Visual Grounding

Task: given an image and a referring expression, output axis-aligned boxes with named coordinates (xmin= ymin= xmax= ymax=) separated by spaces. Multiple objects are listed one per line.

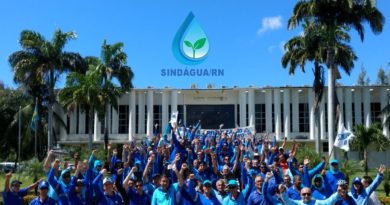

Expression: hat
xmin=61 ymin=169 xmax=71 ymax=177
xmin=39 ymin=181 xmax=49 ymax=189
xmin=11 ymin=179 xmax=22 ymax=186
xmin=337 ymin=179 xmax=348 ymax=186
xmin=278 ymin=147 xmax=284 ymax=151
xmin=152 ymin=173 xmax=161 ymax=178
xmin=352 ymin=177 xmax=362 ymax=185
xmin=228 ymin=179 xmax=238 ymax=187
xmin=103 ymin=177 xmax=113 ymax=184
xmin=94 ymin=160 xmax=102 ymax=168
xmin=115 ymin=159 xmax=122 ymax=164
xmin=248 ymin=169 xmax=257 ymax=176
xmin=330 ymin=159 xmax=339 ymax=165
xmin=203 ymin=180 xmax=212 ymax=186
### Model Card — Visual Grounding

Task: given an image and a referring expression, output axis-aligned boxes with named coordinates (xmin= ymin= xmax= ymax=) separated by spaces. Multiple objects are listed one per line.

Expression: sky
xmin=1 ymin=0 xmax=390 ymax=89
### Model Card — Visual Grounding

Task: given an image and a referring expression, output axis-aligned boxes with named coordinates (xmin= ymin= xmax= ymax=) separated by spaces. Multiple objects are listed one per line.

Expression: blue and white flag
xmin=334 ymin=124 xmax=354 ymax=151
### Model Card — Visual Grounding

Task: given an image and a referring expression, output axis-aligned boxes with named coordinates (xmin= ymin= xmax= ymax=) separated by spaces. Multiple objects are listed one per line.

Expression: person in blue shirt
xmin=222 ymin=177 xmax=252 ymax=205
xmin=335 ymin=179 xmax=357 ymax=205
xmin=348 ymin=164 xmax=385 ymax=205
xmin=247 ymin=175 xmax=266 ymax=205
xmin=197 ymin=180 xmax=221 ymax=205
xmin=92 ymin=168 xmax=124 ymax=205
xmin=47 ymin=159 xmax=73 ymax=205
xmin=280 ymin=184 xmax=342 ymax=205
xmin=287 ymin=175 xmax=302 ymax=200
xmin=151 ymin=161 xmax=184 ymax=205
xmin=311 ymin=174 xmax=330 ymax=200
xmin=324 ymin=159 xmax=345 ymax=193
xmin=29 ymin=181 xmax=56 ymax=205
xmin=2 ymin=172 xmax=41 ymax=205
xmin=123 ymin=166 xmax=151 ymax=205
xmin=213 ymin=179 xmax=227 ymax=204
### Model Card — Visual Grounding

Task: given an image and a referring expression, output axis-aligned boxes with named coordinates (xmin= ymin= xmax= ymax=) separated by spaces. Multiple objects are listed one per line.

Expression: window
xmin=186 ymin=105 xmax=235 ymax=129
xmin=153 ymin=105 xmax=162 ymax=134
xmin=299 ymin=103 xmax=309 ymax=132
xmin=255 ymin=104 xmax=266 ymax=133
xmin=352 ymin=103 xmax=355 ymax=127
xmin=272 ymin=104 xmax=275 ymax=132
xmin=281 ymin=104 xmax=284 ymax=132
xmin=118 ymin=105 xmax=129 ymax=134
xmin=371 ymin=103 xmax=381 ymax=124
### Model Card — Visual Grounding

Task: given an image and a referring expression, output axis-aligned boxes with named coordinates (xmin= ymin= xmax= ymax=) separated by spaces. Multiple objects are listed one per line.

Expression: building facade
xmin=55 ymin=85 xmax=390 ymax=148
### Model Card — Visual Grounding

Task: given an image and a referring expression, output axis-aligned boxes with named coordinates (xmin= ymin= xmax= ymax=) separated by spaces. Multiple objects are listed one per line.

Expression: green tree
xmin=376 ymin=67 xmax=389 ymax=85
xmin=9 ymin=29 xmax=86 ymax=149
xmin=59 ymin=57 xmax=105 ymax=149
xmin=96 ymin=40 xmax=134 ymax=150
xmin=283 ymin=20 xmax=356 ymax=154
xmin=350 ymin=123 xmax=389 ymax=175
xmin=357 ymin=64 xmax=370 ymax=85
xmin=288 ymin=0 xmax=384 ymax=158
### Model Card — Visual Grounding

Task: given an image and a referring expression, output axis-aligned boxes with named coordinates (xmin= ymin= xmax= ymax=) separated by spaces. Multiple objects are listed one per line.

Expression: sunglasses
xmin=302 ymin=193 xmax=311 ymax=196
xmin=135 ymin=184 xmax=143 ymax=187
xmin=229 ymin=186 xmax=237 ymax=189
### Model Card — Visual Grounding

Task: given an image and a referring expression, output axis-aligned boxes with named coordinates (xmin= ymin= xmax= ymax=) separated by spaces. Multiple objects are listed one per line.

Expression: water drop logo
xmin=172 ymin=12 xmax=209 ymax=65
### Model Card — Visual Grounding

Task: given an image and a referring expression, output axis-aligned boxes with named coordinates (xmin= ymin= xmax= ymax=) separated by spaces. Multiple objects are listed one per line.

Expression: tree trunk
xmin=328 ymin=63 xmax=336 ymax=159
xmin=315 ymin=107 xmax=321 ymax=154
xmin=88 ymin=108 xmax=94 ymax=149
xmin=104 ymin=103 xmax=109 ymax=151
xmin=48 ymin=69 xmax=55 ymax=149
xmin=364 ymin=149 xmax=368 ymax=175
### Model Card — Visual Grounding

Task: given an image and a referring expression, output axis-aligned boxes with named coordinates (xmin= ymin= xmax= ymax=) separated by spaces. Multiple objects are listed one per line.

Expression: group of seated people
xmin=2 ymin=122 xmax=386 ymax=205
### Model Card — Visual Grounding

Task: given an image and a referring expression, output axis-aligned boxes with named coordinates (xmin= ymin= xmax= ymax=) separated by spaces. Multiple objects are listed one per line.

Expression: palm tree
xmin=351 ymin=123 xmax=389 ymax=175
xmin=288 ymin=0 xmax=384 ymax=158
xmin=282 ymin=21 xmax=356 ymax=154
xmin=59 ymin=57 xmax=105 ymax=149
xmin=9 ymin=29 xmax=86 ymax=149
xmin=96 ymin=40 xmax=134 ymax=150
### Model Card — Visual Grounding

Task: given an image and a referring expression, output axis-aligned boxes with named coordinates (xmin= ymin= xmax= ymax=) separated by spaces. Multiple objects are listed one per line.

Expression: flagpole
xmin=18 ymin=106 xmax=21 ymax=166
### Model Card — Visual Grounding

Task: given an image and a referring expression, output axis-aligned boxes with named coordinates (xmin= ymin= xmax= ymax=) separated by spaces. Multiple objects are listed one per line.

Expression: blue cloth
xmin=324 ymin=170 xmax=345 ymax=193
xmin=281 ymin=191 xmax=341 ymax=205
xmin=263 ymin=181 xmax=282 ymax=205
xmin=151 ymin=183 xmax=180 ymax=205
xmin=2 ymin=187 xmax=28 ymax=205
xmin=48 ymin=168 xmax=72 ymax=205
xmin=126 ymin=188 xmax=151 ymax=205
xmin=92 ymin=173 xmax=124 ymax=205
xmin=29 ymin=196 xmax=56 ymax=205
xmin=335 ymin=195 xmax=357 ymax=205
xmin=348 ymin=173 xmax=383 ymax=205
xmin=287 ymin=186 xmax=301 ymax=200
xmin=247 ymin=190 xmax=266 ymax=205
xmin=222 ymin=192 xmax=245 ymax=205
xmin=198 ymin=192 xmax=221 ymax=205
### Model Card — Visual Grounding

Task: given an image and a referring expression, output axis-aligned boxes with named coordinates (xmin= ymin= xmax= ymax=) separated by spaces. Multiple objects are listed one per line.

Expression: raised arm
xmin=3 ymin=172 xmax=12 ymax=192
xmin=123 ymin=166 xmax=137 ymax=191
xmin=174 ymin=158 xmax=184 ymax=188
xmin=43 ymin=150 xmax=54 ymax=173
xmin=232 ymin=146 xmax=240 ymax=172
xmin=47 ymin=159 xmax=60 ymax=189
xmin=366 ymin=165 xmax=385 ymax=197
xmin=143 ymin=156 xmax=153 ymax=183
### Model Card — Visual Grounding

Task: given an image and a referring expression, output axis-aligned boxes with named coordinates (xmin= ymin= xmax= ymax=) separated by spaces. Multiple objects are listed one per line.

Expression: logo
xmin=172 ymin=12 xmax=209 ymax=65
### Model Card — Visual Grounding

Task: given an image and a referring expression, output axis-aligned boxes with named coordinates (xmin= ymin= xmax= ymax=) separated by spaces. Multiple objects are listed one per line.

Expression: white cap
xmin=103 ymin=177 xmax=113 ymax=184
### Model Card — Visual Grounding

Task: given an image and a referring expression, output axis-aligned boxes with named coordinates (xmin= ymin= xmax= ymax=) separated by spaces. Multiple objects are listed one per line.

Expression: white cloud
xmin=257 ymin=16 xmax=283 ymax=34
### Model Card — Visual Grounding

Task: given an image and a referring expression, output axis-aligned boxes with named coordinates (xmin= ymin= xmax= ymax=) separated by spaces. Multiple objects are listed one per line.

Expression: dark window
xmin=66 ymin=115 xmax=70 ymax=134
xmin=153 ymin=105 xmax=162 ymax=133
xmin=272 ymin=104 xmax=275 ymax=132
xmin=352 ymin=103 xmax=355 ymax=127
xmin=186 ymin=105 xmax=235 ymax=129
xmin=236 ymin=104 xmax=240 ymax=126
xmin=255 ymin=104 xmax=266 ymax=133
xmin=119 ymin=105 xmax=129 ymax=134
xmin=290 ymin=103 xmax=293 ymax=132
xmin=371 ymin=103 xmax=381 ymax=124
xmin=325 ymin=103 xmax=328 ymax=132
xmin=299 ymin=103 xmax=309 ymax=132
xmin=322 ymin=142 xmax=329 ymax=152
xmin=281 ymin=104 xmax=284 ymax=132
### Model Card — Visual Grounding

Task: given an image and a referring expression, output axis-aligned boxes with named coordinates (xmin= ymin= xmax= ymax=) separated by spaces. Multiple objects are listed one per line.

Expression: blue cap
xmin=11 ymin=179 xmax=22 ymax=186
xmin=135 ymin=160 xmax=141 ymax=165
xmin=330 ymin=159 xmax=339 ymax=165
xmin=248 ymin=169 xmax=257 ymax=176
xmin=228 ymin=179 xmax=238 ymax=187
xmin=61 ymin=169 xmax=71 ymax=177
xmin=39 ymin=181 xmax=49 ymax=189
xmin=352 ymin=177 xmax=362 ymax=185
xmin=115 ymin=159 xmax=122 ymax=164
xmin=94 ymin=160 xmax=102 ymax=168
xmin=203 ymin=180 xmax=212 ymax=186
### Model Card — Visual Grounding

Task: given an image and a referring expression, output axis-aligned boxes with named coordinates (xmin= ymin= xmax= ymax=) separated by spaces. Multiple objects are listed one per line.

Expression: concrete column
xmin=292 ymin=90 xmax=299 ymax=133
xmin=138 ymin=91 xmax=145 ymax=134
xmin=70 ymin=109 xmax=77 ymax=135
xmin=336 ymin=88 xmax=344 ymax=130
xmin=283 ymin=89 xmax=291 ymax=138
xmin=274 ymin=89 xmax=281 ymax=138
xmin=248 ymin=89 xmax=255 ymax=127
xmin=129 ymin=91 xmax=136 ymax=141
xmin=171 ymin=90 xmax=178 ymax=115
xmin=345 ymin=88 xmax=353 ymax=131
xmin=380 ymin=88 xmax=389 ymax=137
xmin=320 ymin=93 xmax=326 ymax=139
xmin=308 ymin=89 xmax=315 ymax=140
xmin=354 ymin=88 xmax=362 ymax=125
xmin=239 ymin=91 xmax=247 ymax=127
xmin=112 ymin=103 xmax=118 ymax=134
xmin=162 ymin=90 xmax=169 ymax=129
xmin=79 ymin=109 xmax=86 ymax=134
xmin=146 ymin=90 xmax=154 ymax=138
xmin=93 ymin=111 xmax=101 ymax=141
xmin=363 ymin=88 xmax=371 ymax=128
xmin=265 ymin=90 xmax=273 ymax=132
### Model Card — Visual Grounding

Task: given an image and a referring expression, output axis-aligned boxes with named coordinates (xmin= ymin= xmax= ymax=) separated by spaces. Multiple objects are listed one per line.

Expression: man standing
xmin=247 ymin=175 xmax=265 ymax=205
xmin=29 ymin=181 xmax=56 ymax=205
xmin=3 ymin=172 xmax=41 ymax=205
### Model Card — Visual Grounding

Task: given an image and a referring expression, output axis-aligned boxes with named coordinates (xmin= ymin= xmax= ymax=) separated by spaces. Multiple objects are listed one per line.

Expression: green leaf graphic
xmin=184 ymin=40 xmax=193 ymax=48
xmin=194 ymin=38 xmax=206 ymax=49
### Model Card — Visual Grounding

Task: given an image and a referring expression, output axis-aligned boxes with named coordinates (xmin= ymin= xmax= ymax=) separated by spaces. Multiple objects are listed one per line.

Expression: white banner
xmin=334 ymin=124 xmax=355 ymax=151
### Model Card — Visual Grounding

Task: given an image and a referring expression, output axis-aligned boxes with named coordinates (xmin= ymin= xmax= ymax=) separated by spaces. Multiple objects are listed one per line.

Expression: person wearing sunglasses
xmin=279 ymin=181 xmax=341 ymax=205
xmin=29 ymin=181 xmax=56 ymax=205
xmin=222 ymin=176 xmax=253 ymax=205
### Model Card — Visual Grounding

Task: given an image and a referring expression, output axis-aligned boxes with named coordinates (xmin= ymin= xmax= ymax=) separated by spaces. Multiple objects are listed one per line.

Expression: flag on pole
xmin=30 ymin=100 xmax=39 ymax=132
xmin=334 ymin=124 xmax=354 ymax=151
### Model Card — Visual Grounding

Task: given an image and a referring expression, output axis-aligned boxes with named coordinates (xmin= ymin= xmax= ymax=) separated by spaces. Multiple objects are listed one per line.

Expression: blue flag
xmin=31 ymin=101 xmax=39 ymax=132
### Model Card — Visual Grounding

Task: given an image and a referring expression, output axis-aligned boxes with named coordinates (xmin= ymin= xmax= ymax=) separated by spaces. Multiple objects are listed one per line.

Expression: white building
xmin=55 ymin=85 xmax=390 ymax=150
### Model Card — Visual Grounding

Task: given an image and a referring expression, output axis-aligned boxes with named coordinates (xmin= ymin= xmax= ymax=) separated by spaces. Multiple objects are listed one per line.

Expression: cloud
xmin=257 ymin=16 xmax=283 ymax=34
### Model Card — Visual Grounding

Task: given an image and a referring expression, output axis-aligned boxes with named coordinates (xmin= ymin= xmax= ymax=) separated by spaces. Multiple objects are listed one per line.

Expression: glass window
xmin=371 ymin=103 xmax=381 ymax=124
xmin=299 ymin=103 xmax=309 ymax=132
xmin=119 ymin=105 xmax=129 ymax=134
xmin=186 ymin=105 xmax=235 ymax=129
xmin=255 ymin=104 xmax=266 ymax=133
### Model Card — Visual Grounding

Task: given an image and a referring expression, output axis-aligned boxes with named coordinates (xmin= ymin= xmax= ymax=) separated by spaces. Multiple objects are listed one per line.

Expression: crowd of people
xmin=2 ymin=122 xmax=386 ymax=205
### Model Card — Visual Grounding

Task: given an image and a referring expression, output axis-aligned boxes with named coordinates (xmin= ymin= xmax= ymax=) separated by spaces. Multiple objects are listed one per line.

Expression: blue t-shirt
xmin=2 ymin=188 xmax=28 ymax=205
xmin=151 ymin=183 xmax=180 ymax=205
xmin=29 ymin=196 xmax=56 ymax=205
xmin=127 ymin=188 xmax=151 ymax=205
